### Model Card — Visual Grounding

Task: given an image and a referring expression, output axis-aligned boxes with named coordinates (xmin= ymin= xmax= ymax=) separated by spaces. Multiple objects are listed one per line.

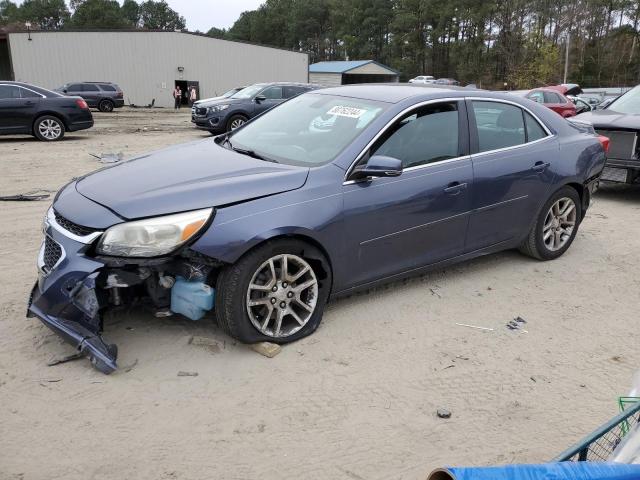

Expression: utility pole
xmin=563 ymin=32 xmax=570 ymax=84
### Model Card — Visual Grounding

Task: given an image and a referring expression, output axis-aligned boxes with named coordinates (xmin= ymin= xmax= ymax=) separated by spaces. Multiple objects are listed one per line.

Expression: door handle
xmin=444 ymin=182 xmax=467 ymax=194
xmin=24 ymin=101 xmax=35 ymax=106
xmin=532 ymin=161 xmax=550 ymax=172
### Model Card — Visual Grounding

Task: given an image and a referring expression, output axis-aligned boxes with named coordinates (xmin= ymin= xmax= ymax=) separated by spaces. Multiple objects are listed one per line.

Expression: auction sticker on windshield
xmin=327 ymin=105 xmax=367 ymax=119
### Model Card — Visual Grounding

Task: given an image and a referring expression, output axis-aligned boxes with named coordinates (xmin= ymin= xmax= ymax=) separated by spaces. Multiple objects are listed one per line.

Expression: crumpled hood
xmin=76 ymin=139 xmax=309 ymax=220
xmin=576 ymin=109 xmax=640 ymax=130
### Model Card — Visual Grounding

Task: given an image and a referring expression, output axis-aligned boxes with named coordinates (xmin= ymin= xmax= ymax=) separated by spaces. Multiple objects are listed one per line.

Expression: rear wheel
xmin=98 ymin=99 xmax=115 ymax=112
xmin=215 ymin=239 xmax=331 ymax=344
xmin=519 ymin=186 xmax=582 ymax=260
xmin=33 ymin=115 xmax=65 ymax=141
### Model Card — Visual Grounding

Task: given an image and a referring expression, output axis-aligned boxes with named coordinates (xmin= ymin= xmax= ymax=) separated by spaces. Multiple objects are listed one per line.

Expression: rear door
xmin=465 ymin=99 xmax=557 ymax=250
xmin=65 ymin=83 xmax=84 ymax=98
xmin=342 ymin=100 xmax=473 ymax=288
xmin=0 ymin=85 xmax=39 ymax=133
xmin=80 ymin=84 xmax=101 ymax=107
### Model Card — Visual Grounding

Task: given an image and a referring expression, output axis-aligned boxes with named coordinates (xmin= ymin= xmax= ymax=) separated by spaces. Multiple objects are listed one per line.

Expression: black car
xmin=56 ymin=81 xmax=125 ymax=112
xmin=577 ymin=85 xmax=640 ymax=184
xmin=192 ymin=82 xmax=319 ymax=133
xmin=0 ymin=81 xmax=93 ymax=141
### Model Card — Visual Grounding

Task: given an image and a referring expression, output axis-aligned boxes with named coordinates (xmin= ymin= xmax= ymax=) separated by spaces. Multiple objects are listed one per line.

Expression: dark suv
xmin=192 ymin=82 xmax=319 ymax=133
xmin=56 ymin=82 xmax=124 ymax=112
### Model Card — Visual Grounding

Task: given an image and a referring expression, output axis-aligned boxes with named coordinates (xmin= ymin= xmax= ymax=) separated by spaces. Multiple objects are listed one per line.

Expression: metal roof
xmin=309 ymin=60 xmax=399 ymax=74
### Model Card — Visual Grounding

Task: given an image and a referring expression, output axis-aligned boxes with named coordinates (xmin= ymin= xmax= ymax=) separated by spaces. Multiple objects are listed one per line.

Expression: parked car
xmin=28 ymin=85 xmax=607 ymax=373
xmin=191 ymin=86 xmax=246 ymax=116
xmin=577 ymin=84 xmax=640 ymax=184
xmin=525 ymin=88 xmax=576 ymax=117
xmin=568 ymin=95 xmax=592 ymax=114
xmin=0 ymin=81 xmax=93 ymax=141
xmin=56 ymin=81 xmax=124 ymax=112
xmin=409 ymin=75 xmax=436 ymax=84
xmin=192 ymin=82 xmax=319 ymax=133
xmin=435 ymin=78 xmax=460 ymax=86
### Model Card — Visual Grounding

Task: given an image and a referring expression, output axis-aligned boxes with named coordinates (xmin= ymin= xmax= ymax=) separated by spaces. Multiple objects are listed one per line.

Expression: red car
xmin=525 ymin=87 xmax=576 ymax=117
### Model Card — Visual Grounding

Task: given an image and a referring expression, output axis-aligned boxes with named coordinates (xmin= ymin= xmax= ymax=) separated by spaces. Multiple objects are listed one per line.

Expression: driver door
xmin=254 ymin=86 xmax=284 ymax=115
xmin=341 ymin=100 xmax=474 ymax=288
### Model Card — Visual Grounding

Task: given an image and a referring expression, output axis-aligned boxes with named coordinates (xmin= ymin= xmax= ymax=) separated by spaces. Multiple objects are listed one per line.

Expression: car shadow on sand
xmin=596 ymin=182 xmax=640 ymax=202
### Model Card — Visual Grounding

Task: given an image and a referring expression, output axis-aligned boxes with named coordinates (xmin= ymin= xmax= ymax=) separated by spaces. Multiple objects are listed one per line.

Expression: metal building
xmin=309 ymin=60 xmax=399 ymax=87
xmin=0 ymin=30 xmax=309 ymax=108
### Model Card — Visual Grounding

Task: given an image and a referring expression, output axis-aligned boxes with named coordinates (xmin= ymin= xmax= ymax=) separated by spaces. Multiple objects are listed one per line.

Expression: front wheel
xmin=33 ymin=115 xmax=65 ymax=141
xmin=519 ymin=186 xmax=582 ymax=260
xmin=215 ymin=239 xmax=332 ymax=344
xmin=226 ymin=114 xmax=247 ymax=132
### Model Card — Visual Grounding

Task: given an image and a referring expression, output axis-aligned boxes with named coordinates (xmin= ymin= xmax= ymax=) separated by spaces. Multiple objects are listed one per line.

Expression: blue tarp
xmin=431 ymin=463 xmax=640 ymax=480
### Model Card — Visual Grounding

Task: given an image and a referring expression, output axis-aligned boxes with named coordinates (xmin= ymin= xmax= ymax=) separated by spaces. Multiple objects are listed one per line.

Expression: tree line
xmin=0 ymin=0 xmax=185 ymax=31
xmin=2 ymin=0 xmax=640 ymax=88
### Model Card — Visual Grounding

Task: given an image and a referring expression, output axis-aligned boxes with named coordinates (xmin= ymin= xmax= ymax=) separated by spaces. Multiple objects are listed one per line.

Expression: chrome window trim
xmin=0 ymin=83 xmax=46 ymax=99
xmin=343 ymin=97 xmax=465 ymax=183
xmin=46 ymin=208 xmax=103 ymax=244
xmin=343 ymin=95 xmax=555 ymax=184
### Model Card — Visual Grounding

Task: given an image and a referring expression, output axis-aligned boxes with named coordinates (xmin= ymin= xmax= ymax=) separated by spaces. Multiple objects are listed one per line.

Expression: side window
xmin=0 ymin=85 xmax=21 ymax=99
xmin=283 ymin=86 xmax=306 ymax=98
xmin=82 ymin=84 xmax=99 ymax=92
xmin=524 ymin=112 xmax=548 ymax=142
xmin=528 ymin=91 xmax=544 ymax=103
xmin=19 ymin=88 xmax=41 ymax=98
xmin=67 ymin=84 xmax=83 ymax=92
xmin=472 ymin=101 xmax=525 ymax=152
xmin=99 ymin=84 xmax=116 ymax=92
xmin=371 ymin=102 xmax=460 ymax=169
xmin=543 ymin=91 xmax=561 ymax=104
xmin=261 ymin=86 xmax=283 ymax=100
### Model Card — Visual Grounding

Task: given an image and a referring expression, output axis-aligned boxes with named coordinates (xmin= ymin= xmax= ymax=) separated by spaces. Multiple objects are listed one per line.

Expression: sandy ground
xmin=0 ymin=109 xmax=639 ymax=480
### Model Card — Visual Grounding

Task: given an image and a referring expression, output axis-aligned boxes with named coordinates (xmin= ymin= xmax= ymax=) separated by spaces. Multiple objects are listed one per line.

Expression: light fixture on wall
xmin=177 ymin=66 xmax=184 ymax=73
xmin=25 ymin=22 xmax=32 ymax=41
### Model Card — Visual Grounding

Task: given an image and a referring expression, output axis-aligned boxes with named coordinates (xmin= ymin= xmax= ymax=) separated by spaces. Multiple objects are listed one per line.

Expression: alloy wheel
xmin=230 ymin=118 xmax=245 ymax=130
xmin=246 ymin=254 xmax=318 ymax=338
xmin=542 ymin=197 xmax=577 ymax=251
xmin=38 ymin=119 xmax=62 ymax=140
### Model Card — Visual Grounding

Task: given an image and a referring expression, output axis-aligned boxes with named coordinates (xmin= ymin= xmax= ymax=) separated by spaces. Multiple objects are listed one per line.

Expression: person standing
xmin=173 ymin=86 xmax=182 ymax=110
xmin=189 ymin=86 xmax=197 ymax=106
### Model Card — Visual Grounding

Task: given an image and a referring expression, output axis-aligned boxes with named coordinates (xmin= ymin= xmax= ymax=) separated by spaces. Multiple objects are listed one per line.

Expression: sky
xmin=13 ymin=0 xmax=265 ymax=31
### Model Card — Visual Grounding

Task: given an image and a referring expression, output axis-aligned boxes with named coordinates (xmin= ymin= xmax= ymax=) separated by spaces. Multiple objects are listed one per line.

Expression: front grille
xmin=42 ymin=236 xmax=62 ymax=273
xmin=54 ymin=210 xmax=98 ymax=237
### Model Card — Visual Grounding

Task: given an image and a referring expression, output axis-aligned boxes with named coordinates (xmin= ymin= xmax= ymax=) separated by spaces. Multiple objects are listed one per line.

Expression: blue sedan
xmin=28 ymin=85 xmax=607 ymax=373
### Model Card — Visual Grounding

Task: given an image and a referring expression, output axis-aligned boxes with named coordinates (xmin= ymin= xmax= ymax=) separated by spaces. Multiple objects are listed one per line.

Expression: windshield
xmin=228 ymin=93 xmax=388 ymax=166
xmin=607 ymin=86 xmax=640 ymax=114
xmin=230 ymin=84 xmax=264 ymax=99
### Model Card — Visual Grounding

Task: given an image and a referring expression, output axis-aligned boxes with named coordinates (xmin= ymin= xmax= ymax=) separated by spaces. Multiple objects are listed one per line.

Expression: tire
xmin=33 ymin=115 xmax=65 ymax=142
xmin=226 ymin=114 xmax=247 ymax=132
xmin=519 ymin=186 xmax=582 ymax=260
xmin=215 ymin=239 xmax=332 ymax=344
xmin=98 ymin=99 xmax=114 ymax=112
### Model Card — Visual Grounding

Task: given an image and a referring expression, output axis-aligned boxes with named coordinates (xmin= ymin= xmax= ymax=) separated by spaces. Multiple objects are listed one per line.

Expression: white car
xmin=409 ymin=75 xmax=436 ymax=84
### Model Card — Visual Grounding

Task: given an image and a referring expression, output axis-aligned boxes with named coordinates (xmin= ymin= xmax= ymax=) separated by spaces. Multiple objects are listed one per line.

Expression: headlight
xmin=207 ymin=104 xmax=230 ymax=113
xmin=96 ymin=208 xmax=213 ymax=257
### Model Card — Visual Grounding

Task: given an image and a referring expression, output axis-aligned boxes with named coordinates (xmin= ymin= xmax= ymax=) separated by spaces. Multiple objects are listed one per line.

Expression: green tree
xmin=138 ymin=0 xmax=185 ymax=30
xmin=70 ymin=0 xmax=127 ymax=28
xmin=20 ymin=0 xmax=70 ymax=29
xmin=0 ymin=0 xmax=19 ymax=25
xmin=121 ymin=0 xmax=140 ymax=27
xmin=206 ymin=26 xmax=227 ymax=39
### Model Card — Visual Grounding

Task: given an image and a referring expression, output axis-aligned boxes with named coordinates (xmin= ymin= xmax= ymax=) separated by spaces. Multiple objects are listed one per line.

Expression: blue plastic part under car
xmin=170 ymin=277 xmax=215 ymax=320
xmin=430 ymin=463 xmax=640 ymax=480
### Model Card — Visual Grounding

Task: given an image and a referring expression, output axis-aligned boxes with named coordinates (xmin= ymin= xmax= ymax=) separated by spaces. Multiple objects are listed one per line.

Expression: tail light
xmin=116 ymin=91 xmax=123 ymax=98
xmin=75 ymin=99 xmax=89 ymax=110
xmin=597 ymin=135 xmax=610 ymax=153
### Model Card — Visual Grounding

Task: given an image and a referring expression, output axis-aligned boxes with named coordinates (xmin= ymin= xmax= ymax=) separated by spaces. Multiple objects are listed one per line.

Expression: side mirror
xmin=63 ymin=89 xmax=68 ymax=94
xmin=254 ymin=95 xmax=266 ymax=103
xmin=351 ymin=155 xmax=403 ymax=180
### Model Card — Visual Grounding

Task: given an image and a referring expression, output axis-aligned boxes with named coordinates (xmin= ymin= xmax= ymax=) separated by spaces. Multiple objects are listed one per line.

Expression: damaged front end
xmin=28 ymin=207 xmax=222 ymax=374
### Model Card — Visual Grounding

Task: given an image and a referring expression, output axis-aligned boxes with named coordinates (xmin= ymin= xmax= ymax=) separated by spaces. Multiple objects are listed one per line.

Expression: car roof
xmin=312 ymin=83 xmax=481 ymax=103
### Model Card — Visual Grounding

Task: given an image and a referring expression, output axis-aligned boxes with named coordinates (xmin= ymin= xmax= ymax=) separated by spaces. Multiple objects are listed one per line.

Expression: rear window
xmin=544 ymin=91 xmax=562 ymax=104
xmin=524 ymin=112 xmax=548 ymax=142
xmin=99 ymin=84 xmax=117 ymax=92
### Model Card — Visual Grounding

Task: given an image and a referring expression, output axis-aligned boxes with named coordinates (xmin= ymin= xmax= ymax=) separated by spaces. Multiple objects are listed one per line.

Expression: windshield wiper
xmin=232 ymin=145 xmax=277 ymax=163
